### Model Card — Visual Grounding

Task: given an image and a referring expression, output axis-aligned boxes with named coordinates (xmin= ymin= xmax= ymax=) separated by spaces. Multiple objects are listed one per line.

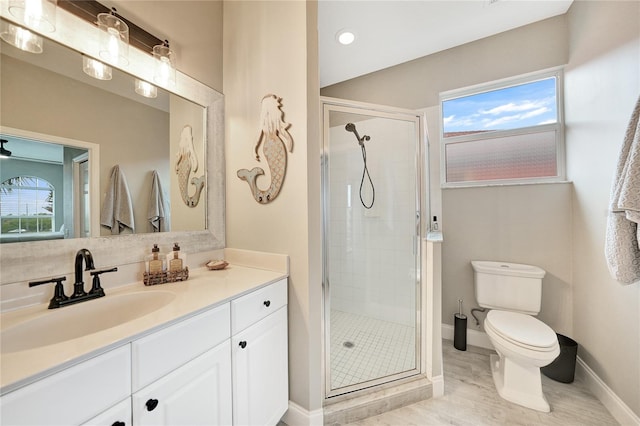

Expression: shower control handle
xmin=239 ymin=341 xmax=247 ymax=349
xmin=263 ymin=300 xmax=271 ymax=307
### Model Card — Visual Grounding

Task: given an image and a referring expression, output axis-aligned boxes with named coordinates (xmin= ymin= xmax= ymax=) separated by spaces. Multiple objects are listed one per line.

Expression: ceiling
xmin=318 ymin=0 xmax=574 ymax=88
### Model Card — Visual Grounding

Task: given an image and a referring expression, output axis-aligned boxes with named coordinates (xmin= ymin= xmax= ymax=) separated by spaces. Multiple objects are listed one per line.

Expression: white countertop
xmin=0 ymin=263 xmax=287 ymax=394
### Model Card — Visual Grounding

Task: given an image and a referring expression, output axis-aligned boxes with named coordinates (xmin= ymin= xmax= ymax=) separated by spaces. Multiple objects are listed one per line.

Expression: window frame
xmin=439 ymin=67 xmax=565 ymax=188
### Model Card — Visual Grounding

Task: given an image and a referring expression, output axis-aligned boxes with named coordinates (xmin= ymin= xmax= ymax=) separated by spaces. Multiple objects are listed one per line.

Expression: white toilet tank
xmin=471 ymin=261 xmax=546 ymax=315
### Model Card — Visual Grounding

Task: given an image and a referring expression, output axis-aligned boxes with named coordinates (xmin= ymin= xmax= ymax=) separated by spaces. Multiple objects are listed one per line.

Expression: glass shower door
xmin=323 ymin=103 xmax=422 ymax=397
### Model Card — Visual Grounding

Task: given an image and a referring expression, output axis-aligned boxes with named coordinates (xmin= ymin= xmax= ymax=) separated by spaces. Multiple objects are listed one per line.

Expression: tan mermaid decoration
xmin=175 ymin=125 xmax=205 ymax=207
xmin=237 ymin=94 xmax=293 ymax=204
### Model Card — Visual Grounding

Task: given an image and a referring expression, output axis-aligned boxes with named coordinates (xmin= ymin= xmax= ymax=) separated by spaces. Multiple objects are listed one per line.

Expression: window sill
xmin=441 ymin=180 xmax=572 ymax=190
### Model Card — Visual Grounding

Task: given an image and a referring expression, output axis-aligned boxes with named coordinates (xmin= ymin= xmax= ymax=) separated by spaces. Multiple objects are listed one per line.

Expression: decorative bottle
xmin=146 ymin=244 xmax=165 ymax=274
xmin=167 ymin=243 xmax=186 ymax=272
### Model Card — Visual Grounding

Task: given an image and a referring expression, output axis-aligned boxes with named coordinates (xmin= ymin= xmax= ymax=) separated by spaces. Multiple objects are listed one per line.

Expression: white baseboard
xmin=575 ymin=357 xmax=640 ymax=426
xmin=432 ymin=374 xmax=445 ymax=397
xmin=442 ymin=323 xmax=492 ymax=349
xmin=441 ymin=324 xmax=639 ymax=425
xmin=282 ymin=400 xmax=324 ymax=426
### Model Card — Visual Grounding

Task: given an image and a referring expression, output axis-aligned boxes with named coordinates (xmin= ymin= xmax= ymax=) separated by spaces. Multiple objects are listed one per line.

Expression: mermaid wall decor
xmin=237 ymin=94 xmax=294 ymax=204
xmin=175 ymin=124 xmax=205 ymax=207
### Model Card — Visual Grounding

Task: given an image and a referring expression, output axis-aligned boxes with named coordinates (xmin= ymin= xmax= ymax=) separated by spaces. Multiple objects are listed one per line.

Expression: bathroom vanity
xmin=0 ymin=261 xmax=289 ymax=425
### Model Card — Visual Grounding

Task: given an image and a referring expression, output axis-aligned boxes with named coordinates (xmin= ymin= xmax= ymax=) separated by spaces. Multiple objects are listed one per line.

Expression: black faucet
xmin=29 ymin=249 xmax=117 ymax=309
xmin=73 ymin=248 xmax=95 ymax=298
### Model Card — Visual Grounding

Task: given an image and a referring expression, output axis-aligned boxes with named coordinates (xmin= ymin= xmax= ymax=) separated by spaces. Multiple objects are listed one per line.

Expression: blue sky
xmin=442 ymin=77 xmax=557 ymax=134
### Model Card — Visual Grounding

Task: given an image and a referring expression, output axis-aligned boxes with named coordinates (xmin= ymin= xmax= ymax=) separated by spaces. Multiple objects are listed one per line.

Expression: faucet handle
xmin=89 ymin=267 xmax=118 ymax=276
xmin=89 ymin=267 xmax=118 ymax=296
xmin=29 ymin=276 xmax=66 ymax=287
xmin=29 ymin=277 xmax=69 ymax=309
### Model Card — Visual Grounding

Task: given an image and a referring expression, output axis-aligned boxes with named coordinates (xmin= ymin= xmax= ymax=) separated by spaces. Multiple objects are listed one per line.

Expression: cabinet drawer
xmin=132 ymin=303 xmax=230 ymax=392
xmin=82 ymin=398 xmax=131 ymax=426
xmin=1 ymin=345 xmax=131 ymax=426
xmin=231 ymin=279 xmax=287 ymax=335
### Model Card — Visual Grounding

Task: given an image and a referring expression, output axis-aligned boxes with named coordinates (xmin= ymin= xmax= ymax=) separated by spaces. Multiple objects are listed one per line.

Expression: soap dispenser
xmin=146 ymin=244 xmax=165 ymax=274
xmin=167 ymin=243 xmax=186 ymax=272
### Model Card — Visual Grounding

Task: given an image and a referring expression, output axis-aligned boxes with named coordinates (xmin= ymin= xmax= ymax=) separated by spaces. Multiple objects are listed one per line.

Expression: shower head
xmin=345 ymin=122 xmax=370 ymax=145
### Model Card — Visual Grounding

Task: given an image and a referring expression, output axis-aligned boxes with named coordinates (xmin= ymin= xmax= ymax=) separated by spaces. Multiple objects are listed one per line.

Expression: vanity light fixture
xmin=135 ymin=79 xmax=157 ymax=99
xmin=8 ymin=0 xmax=57 ymax=33
xmin=153 ymin=40 xmax=176 ymax=87
xmin=97 ymin=8 xmax=129 ymax=66
xmin=0 ymin=20 xmax=43 ymax=53
xmin=82 ymin=55 xmax=112 ymax=80
xmin=336 ymin=29 xmax=356 ymax=45
xmin=0 ymin=139 xmax=12 ymax=158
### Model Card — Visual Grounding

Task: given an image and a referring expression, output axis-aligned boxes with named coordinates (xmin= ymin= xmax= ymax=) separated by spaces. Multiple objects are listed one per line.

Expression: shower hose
xmin=359 ymin=143 xmax=375 ymax=209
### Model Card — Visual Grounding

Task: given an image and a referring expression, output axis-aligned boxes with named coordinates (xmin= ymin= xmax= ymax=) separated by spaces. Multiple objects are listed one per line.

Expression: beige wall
xmin=223 ymin=0 xmax=323 ymax=413
xmin=565 ymin=0 xmax=640 ymax=416
xmin=442 ymin=184 xmax=573 ymax=336
xmin=1 ymin=54 xmax=170 ymax=237
xmin=107 ymin=0 xmax=223 ymax=93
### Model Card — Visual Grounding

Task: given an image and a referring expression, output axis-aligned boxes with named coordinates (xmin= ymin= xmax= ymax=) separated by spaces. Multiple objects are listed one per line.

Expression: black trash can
xmin=541 ymin=333 xmax=578 ymax=383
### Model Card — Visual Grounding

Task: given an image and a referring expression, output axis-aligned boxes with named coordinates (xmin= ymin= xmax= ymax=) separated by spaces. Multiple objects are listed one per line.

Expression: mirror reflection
xmin=0 ymin=19 xmax=207 ymax=244
xmin=0 ymin=136 xmax=90 ymax=243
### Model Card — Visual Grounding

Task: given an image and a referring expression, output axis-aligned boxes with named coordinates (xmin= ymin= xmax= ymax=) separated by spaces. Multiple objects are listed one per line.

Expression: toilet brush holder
xmin=454 ymin=299 xmax=467 ymax=351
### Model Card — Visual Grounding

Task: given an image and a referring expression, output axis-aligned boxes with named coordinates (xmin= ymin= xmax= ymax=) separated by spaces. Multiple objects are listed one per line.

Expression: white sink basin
xmin=1 ymin=291 xmax=176 ymax=353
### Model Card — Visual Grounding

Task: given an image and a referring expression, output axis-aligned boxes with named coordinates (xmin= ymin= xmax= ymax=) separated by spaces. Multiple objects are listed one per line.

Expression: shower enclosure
xmin=322 ymin=98 xmax=424 ymax=397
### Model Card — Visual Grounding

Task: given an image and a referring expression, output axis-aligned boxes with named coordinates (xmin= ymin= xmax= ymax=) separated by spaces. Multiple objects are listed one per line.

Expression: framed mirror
xmin=0 ymin=6 xmax=224 ymax=284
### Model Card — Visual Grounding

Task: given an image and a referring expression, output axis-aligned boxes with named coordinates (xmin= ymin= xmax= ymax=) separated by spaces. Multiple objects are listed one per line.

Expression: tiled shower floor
xmin=330 ymin=310 xmax=416 ymax=390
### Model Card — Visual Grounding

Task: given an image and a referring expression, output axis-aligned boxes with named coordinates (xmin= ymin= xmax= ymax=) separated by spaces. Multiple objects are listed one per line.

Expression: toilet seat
xmin=485 ymin=310 xmax=558 ymax=352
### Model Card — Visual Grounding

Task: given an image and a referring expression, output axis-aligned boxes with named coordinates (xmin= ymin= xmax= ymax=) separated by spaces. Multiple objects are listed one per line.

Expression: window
xmin=0 ymin=176 xmax=55 ymax=234
xmin=440 ymin=69 xmax=564 ymax=186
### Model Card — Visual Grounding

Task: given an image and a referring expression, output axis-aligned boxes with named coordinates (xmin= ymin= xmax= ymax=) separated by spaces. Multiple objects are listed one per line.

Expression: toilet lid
xmin=486 ymin=310 xmax=558 ymax=350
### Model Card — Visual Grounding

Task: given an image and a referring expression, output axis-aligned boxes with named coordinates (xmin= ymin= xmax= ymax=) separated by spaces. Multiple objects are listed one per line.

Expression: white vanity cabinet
xmin=1 ymin=277 xmax=289 ymax=426
xmin=131 ymin=304 xmax=232 ymax=426
xmin=0 ymin=345 xmax=131 ymax=426
xmin=231 ymin=278 xmax=288 ymax=426
xmin=132 ymin=341 xmax=232 ymax=425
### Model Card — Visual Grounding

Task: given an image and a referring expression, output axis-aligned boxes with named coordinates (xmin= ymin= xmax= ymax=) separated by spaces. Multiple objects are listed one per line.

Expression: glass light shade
xmin=135 ymin=79 xmax=157 ymax=99
xmin=97 ymin=12 xmax=129 ymax=66
xmin=153 ymin=43 xmax=176 ymax=86
xmin=82 ymin=56 xmax=112 ymax=81
xmin=8 ymin=0 xmax=57 ymax=33
xmin=0 ymin=21 xmax=43 ymax=53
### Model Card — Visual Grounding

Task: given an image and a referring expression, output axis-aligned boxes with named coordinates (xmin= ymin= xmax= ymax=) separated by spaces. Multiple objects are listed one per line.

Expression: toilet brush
xmin=454 ymin=299 xmax=467 ymax=351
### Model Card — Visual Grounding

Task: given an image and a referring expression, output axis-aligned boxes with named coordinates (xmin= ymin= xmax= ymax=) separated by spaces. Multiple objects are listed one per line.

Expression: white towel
xmin=100 ymin=165 xmax=135 ymax=235
xmin=605 ymin=95 xmax=640 ymax=284
xmin=148 ymin=170 xmax=170 ymax=232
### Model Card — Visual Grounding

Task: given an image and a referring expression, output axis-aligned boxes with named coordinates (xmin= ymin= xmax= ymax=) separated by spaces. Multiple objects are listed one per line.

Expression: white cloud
xmin=480 ymin=100 xmax=549 ymax=116
xmin=443 ymin=115 xmax=455 ymax=124
xmin=520 ymin=107 xmax=549 ymax=119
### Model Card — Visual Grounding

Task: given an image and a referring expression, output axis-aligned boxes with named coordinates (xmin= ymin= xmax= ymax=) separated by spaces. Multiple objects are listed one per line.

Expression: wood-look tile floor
xmin=346 ymin=341 xmax=619 ymax=426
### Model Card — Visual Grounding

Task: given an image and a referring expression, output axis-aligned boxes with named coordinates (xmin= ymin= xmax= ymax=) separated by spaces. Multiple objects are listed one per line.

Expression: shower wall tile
xmin=328 ymin=118 xmax=418 ymax=327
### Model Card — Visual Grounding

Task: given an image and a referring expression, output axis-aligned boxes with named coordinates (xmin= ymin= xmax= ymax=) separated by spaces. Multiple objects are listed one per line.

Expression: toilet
xmin=471 ymin=260 xmax=560 ymax=412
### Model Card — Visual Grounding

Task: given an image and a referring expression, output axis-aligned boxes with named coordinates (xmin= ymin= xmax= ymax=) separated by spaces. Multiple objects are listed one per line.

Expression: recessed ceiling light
xmin=336 ymin=29 xmax=355 ymax=45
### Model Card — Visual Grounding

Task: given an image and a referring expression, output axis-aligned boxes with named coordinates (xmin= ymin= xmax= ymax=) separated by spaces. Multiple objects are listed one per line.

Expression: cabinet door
xmin=232 ymin=306 xmax=288 ymax=426
xmin=132 ymin=340 xmax=232 ymax=426
xmin=1 ymin=345 xmax=131 ymax=426
xmin=81 ymin=398 xmax=131 ymax=426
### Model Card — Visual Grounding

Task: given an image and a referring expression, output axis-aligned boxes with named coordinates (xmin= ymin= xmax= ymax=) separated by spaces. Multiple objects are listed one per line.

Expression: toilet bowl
xmin=471 ymin=260 xmax=560 ymax=412
xmin=484 ymin=310 xmax=560 ymax=412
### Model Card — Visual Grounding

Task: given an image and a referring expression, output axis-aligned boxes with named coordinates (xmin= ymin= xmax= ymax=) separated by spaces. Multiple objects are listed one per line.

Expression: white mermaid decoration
xmin=237 ymin=94 xmax=293 ymax=204
xmin=175 ymin=125 xmax=205 ymax=207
